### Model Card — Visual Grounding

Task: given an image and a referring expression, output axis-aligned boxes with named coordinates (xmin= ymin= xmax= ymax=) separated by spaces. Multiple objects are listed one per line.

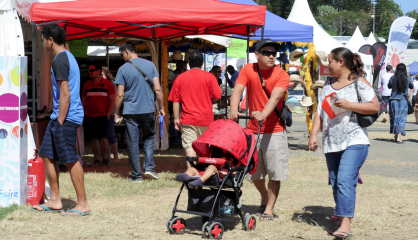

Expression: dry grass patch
xmin=1 ymin=154 xmax=418 ymax=239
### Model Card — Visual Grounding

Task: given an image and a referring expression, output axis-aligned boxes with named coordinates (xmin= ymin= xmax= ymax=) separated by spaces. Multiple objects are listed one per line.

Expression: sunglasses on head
xmin=89 ymin=69 xmax=98 ymax=73
xmin=259 ymin=50 xmax=277 ymax=57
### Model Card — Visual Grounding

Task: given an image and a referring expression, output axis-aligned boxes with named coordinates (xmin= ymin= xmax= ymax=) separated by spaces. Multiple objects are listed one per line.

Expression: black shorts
xmin=39 ymin=119 xmax=80 ymax=164
xmin=83 ymin=115 xmax=108 ymax=140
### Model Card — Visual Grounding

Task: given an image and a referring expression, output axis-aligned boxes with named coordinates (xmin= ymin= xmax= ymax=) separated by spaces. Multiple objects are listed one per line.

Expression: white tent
xmin=366 ymin=32 xmax=376 ymax=45
xmin=287 ymin=0 xmax=343 ymax=53
xmin=185 ymin=35 xmax=231 ymax=48
xmin=345 ymin=26 xmax=367 ymax=53
xmin=0 ymin=0 xmax=24 ymax=56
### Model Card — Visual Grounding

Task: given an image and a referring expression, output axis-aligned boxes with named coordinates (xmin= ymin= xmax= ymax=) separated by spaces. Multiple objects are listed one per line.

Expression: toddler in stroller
xmin=167 ymin=118 xmax=261 ymax=239
xmin=175 ymin=147 xmax=242 ymax=187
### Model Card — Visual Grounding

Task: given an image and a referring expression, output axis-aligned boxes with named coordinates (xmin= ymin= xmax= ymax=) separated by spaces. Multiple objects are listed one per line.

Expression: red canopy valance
xmin=31 ymin=0 xmax=266 ymax=41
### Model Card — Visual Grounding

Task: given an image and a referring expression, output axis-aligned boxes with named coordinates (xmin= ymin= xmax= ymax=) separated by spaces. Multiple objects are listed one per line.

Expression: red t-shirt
xmin=236 ymin=63 xmax=289 ymax=133
xmin=168 ymin=69 xmax=222 ymax=126
xmin=82 ymin=78 xmax=116 ymax=117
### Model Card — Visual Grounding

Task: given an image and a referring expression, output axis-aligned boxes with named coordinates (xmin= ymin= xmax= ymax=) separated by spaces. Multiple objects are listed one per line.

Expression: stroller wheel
xmin=169 ymin=217 xmax=186 ymax=234
xmin=208 ymin=222 xmax=224 ymax=239
xmin=244 ymin=215 xmax=256 ymax=231
xmin=166 ymin=217 xmax=175 ymax=233
xmin=202 ymin=221 xmax=211 ymax=238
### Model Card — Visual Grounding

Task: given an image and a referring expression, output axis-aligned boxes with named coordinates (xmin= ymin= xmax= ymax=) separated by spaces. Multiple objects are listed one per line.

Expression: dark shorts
xmin=382 ymin=96 xmax=390 ymax=113
xmin=107 ymin=115 xmax=117 ymax=145
xmin=83 ymin=115 xmax=108 ymax=140
xmin=39 ymin=119 xmax=80 ymax=164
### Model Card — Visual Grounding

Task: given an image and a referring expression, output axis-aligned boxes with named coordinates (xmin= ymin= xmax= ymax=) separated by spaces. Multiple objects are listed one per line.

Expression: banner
xmin=379 ymin=17 xmax=416 ymax=82
xmin=358 ymin=44 xmax=376 ymax=57
xmin=371 ymin=42 xmax=387 ymax=86
xmin=227 ymin=39 xmax=246 ymax=58
xmin=67 ymin=39 xmax=88 ymax=58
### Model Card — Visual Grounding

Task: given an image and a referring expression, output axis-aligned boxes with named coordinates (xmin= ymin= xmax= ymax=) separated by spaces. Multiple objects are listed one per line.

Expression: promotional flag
xmin=358 ymin=44 xmax=376 ymax=57
xmin=372 ymin=42 xmax=387 ymax=86
xmin=379 ymin=17 xmax=416 ymax=82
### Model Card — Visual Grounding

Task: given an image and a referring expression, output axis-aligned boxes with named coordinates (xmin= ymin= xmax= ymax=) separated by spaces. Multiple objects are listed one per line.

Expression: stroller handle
xmin=238 ymin=115 xmax=263 ymax=127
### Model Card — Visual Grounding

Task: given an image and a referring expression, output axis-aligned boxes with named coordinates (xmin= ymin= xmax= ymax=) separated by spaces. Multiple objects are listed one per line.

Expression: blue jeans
xmin=325 ymin=144 xmax=369 ymax=218
xmin=124 ymin=113 xmax=156 ymax=179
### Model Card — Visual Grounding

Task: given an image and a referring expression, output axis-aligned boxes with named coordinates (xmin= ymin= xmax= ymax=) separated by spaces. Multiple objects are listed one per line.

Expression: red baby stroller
xmin=166 ymin=117 xmax=261 ymax=239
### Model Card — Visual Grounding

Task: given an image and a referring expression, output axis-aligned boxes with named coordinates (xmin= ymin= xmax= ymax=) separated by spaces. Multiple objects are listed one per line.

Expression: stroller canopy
xmin=192 ymin=119 xmax=258 ymax=174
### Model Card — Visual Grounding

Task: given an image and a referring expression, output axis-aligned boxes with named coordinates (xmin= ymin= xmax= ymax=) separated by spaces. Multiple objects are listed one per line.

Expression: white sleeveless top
xmin=317 ymin=79 xmax=375 ymax=153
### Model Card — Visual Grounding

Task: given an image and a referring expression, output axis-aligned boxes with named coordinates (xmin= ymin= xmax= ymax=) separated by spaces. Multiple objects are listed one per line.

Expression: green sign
xmin=67 ymin=39 xmax=88 ymax=58
xmin=228 ymin=38 xmax=247 ymax=58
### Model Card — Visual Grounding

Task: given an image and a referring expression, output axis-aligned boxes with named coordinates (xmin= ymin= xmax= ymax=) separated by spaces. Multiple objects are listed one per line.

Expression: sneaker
xmin=144 ymin=171 xmax=159 ymax=179
xmin=102 ymin=159 xmax=110 ymax=166
xmin=127 ymin=177 xmax=142 ymax=182
xmin=92 ymin=159 xmax=102 ymax=166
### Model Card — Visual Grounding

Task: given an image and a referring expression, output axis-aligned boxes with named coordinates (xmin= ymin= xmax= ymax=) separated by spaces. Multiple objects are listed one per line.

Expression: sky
xmin=393 ymin=0 xmax=418 ymax=15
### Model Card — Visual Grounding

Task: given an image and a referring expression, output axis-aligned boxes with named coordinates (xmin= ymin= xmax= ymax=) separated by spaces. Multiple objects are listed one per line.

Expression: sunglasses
xmin=259 ymin=50 xmax=277 ymax=57
xmin=89 ymin=69 xmax=98 ymax=73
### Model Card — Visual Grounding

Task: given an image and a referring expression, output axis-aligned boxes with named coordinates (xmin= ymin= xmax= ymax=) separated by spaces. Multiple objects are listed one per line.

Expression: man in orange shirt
xmin=228 ymin=39 xmax=289 ymax=221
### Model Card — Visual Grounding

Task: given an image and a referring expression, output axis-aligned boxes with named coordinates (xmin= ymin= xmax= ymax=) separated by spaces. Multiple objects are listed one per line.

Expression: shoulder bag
xmin=256 ymin=64 xmax=292 ymax=127
xmin=353 ymin=77 xmax=383 ymax=128
xmin=128 ymin=60 xmax=156 ymax=102
xmin=403 ymin=92 xmax=414 ymax=115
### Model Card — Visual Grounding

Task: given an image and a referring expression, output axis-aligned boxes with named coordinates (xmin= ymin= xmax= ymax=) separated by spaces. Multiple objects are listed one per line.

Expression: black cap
xmin=255 ymin=39 xmax=281 ymax=52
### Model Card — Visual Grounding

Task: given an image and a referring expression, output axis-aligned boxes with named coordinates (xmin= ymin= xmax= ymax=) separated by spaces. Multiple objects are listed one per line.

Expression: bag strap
xmin=256 ymin=64 xmax=283 ymax=118
xmin=353 ymin=77 xmax=362 ymax=103
xmin=128 ymin=60 xmax=155 ymax=94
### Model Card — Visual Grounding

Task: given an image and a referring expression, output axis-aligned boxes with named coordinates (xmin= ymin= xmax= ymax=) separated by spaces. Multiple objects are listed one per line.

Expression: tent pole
xmin=261 ymin=25 xmax=265 ymax=40
xmin=246 ymin=27 xmax=249 ymax=123
xmin=204 ymin=43 xmax=207 ymax=71
xmin=106 ymin=38 xmax=109 ymax=68
xmin=32 ymin=21 xmax=36 ymax=146
xmin=224 ymin=48 xmax=227 ymax=119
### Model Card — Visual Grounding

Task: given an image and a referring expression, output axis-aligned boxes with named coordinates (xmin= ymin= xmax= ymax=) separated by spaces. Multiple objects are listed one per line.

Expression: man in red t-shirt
xmin=82 ymin=63 xmax=116 ymax=166
xmin=228 ymin=39 xmax=289 ymax=221
xmin=169 ymin=50 xmax=222 ymax=168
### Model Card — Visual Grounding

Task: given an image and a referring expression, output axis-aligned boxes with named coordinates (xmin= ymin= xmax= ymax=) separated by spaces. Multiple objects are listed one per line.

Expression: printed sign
xmin=67 ymin=39 xmax=88 ymax=58
xmin=320 ymin=65 xmax=331 ymax=76
xmin=228 ymin=39 xmax=247 ymax=58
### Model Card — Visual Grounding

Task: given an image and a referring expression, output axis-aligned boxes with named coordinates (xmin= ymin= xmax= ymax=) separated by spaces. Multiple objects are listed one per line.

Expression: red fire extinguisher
xmin=26 ymin=150 xmax=45 ymax=206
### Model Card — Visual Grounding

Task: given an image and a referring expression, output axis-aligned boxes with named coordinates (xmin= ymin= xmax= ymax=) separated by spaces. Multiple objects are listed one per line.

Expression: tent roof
xmin=29 ymin=0 xmax=266 ymax=41
xmin=366 ymin=32 xmax=376 ymax=45
xmin=409 ymin=61 xmax=418 ymax=75
xmin=287 ymin=0 xmax=343 ymax=53
xmin=222 ymin=0 xmax=313 ymax=42
xmin=345 ymin=26 xmax=367 ymax=52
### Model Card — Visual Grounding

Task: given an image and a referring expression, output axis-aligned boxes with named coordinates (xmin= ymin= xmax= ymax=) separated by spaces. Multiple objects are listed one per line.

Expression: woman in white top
xmin=309 ymin=47 xmax=380 ymax=239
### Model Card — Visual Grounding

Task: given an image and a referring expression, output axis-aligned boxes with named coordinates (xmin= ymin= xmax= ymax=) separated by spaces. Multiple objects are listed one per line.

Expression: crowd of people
xmin=30 ymin=22 xmax=417 ymax=239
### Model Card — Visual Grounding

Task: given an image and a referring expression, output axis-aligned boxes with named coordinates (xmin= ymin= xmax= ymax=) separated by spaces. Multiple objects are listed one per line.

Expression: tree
xmin=315 ymin=5 xmax=339 ymax=34
xmin=374 ymin=0 xmax=403 ymax=41
xmin=253 ymin=0 xmax=294 ymax=19
xmin=322 ymin=10 xmax=370 ymax=36
xmin=406 ymin=9 xmax=418 ymax=40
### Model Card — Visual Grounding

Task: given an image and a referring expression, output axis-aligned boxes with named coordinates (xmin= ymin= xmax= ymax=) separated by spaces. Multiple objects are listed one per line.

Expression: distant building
xmin=408 ymin=39 xmax=418 ymax=49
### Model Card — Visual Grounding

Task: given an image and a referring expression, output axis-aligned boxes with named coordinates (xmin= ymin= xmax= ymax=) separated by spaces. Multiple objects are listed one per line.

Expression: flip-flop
xmin=259 ymin=213 xmax=273 ymax=221
xmin=332 ymin=230 xmax=353 ymax=239
xmin=256 ymin=205 xmax=266 ymax=216
xmin=396 ymin=141 xmax=404 ymax=144
xmin=60 ymin=209 xmax=91 ymax=217
xmin=31 ymin=204 xmax=62 ymax=213
xmin=382 ymin=118 xmax=387 ymax=123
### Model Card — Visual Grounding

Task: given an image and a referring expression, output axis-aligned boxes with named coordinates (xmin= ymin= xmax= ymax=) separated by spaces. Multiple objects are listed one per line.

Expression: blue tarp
xmin=409 ymin=61 xmax=418 ymax=75
xmin=221 ymin=0 xmax=313 ymax=42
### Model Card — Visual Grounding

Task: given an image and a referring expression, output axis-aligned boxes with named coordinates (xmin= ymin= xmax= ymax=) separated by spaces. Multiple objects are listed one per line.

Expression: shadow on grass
xmin=288 ymin=143 xmax=309 ymax=151
xmin=373 ymin=138 xmax=395 ymax=143
xmin=62 ymin=198 xmax=78 ymax=211
xmin=292 ymin=206 xmax=336 ymax=232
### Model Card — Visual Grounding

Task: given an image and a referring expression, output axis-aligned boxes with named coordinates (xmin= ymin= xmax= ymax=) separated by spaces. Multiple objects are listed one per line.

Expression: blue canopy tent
xmin=221 ymin=0 xmax=313 ymax=42
xmin=409 ymin=61 xmax=418 ymax=75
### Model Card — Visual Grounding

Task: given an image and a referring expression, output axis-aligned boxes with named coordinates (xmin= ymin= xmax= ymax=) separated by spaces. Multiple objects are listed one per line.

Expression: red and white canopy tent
xmin=20 ymin=0 xmax=266 ymax=145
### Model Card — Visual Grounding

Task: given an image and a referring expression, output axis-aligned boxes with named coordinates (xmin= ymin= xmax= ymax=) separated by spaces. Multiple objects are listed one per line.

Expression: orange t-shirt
xmin=235 ymin=63 xmax=289 ymax=133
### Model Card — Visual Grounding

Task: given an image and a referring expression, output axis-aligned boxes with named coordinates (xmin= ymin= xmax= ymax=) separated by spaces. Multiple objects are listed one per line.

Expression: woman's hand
xmin=308 ymin=135 xmax=318 ymax=152
xmin=334 ymin=98 xmax=352 ymax=110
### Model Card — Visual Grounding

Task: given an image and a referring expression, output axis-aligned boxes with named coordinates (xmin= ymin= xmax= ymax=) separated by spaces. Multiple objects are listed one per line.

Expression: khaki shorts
xmin=181 ymin=124 xmax=208 ymax=154
xmin=251 ymin=131 xmax=288 ymax=181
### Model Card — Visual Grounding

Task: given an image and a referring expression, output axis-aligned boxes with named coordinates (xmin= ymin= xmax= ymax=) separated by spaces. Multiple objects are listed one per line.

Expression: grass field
xmin=1 ymin=147 xmax=418 ymax=239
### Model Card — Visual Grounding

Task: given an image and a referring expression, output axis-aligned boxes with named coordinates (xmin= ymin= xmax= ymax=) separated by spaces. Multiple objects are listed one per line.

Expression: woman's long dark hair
xmin=393 ymin=63 xmax=408 ymax=92
xmin=331 ymin=47 xmax=366 ymax=80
